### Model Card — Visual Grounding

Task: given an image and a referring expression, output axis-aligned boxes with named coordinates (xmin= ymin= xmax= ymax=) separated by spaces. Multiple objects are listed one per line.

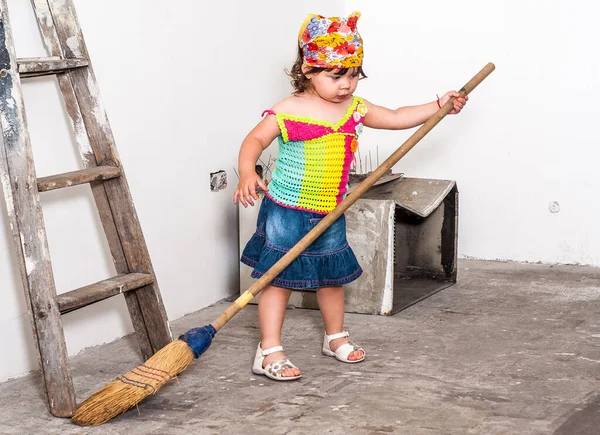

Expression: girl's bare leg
xmin=316 ymin=286 xmax=365 ymax=361
xmin=258 ymin=284 xmax=301 ymax=377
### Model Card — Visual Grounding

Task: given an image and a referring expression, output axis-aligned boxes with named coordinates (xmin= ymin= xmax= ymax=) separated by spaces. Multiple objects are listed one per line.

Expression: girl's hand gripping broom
xmin=72 ymin=63 xmax=495 ymax=426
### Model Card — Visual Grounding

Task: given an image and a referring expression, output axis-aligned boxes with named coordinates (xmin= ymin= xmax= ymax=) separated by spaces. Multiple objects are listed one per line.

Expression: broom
xmin=72 ymin=63 xmax=495 ymax=426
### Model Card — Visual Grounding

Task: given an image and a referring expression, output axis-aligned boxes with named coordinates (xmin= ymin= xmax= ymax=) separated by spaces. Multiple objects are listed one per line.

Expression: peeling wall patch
xmin=210 ymin=170 xmax=227 ymax=192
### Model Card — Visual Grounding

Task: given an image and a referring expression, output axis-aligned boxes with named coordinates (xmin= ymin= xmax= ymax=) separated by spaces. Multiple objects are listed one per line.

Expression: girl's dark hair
xmin=287 ymin=47 xmax=367 ymax=94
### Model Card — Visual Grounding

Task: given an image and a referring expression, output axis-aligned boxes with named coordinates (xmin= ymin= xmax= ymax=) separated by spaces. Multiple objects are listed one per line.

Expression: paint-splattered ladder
xmin=0 ymin=0 xmax=172 ymax=417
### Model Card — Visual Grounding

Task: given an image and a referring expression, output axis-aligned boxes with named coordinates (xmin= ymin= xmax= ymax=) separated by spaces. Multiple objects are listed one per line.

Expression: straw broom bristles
xmin=72 ymin=339 xmax=194 ymax=426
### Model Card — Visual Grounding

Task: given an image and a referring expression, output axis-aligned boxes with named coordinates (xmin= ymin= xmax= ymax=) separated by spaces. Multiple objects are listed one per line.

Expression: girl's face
xmin=305 ymin=68 xmax=360 ymax=103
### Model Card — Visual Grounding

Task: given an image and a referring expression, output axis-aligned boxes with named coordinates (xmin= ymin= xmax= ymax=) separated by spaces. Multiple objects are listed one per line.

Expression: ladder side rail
xmin=35 ymin=0 xmax=172 ymax=352
xmin=31 ymin=0 xmax=163 ymax=357
xmin=0 ymin=1 xmax=75 ymax=417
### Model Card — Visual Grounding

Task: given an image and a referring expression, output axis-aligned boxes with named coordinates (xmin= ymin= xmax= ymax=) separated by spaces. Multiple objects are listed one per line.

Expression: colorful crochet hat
xmin=299 ymin=11 xmax=363 ymax=69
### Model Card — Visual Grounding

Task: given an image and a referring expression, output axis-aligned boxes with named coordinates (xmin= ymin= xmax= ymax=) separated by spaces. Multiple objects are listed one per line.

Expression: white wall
xmin=1 ymin=0 xmax=598 ymax=383
xmin=0 ymin=0 xmax=343 ymax=382
xmin=345 ymin=0 xmax=600 ymax=266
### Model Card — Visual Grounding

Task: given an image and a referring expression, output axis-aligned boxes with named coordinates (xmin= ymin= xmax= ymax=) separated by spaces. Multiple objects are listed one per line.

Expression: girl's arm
xmin=363 ymin=91 xmax=467 ymax=130
xmin=233 ymin=115 xmax=281 ymax=207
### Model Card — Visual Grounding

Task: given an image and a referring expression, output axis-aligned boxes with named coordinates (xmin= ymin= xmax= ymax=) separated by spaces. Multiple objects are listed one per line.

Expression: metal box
xmin=239 ymin=175 xmax=458 ymax=315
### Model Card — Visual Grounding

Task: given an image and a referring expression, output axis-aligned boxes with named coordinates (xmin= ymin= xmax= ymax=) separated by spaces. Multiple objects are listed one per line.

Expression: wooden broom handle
xmin=212 ymin=62 xmax=495 ymax=331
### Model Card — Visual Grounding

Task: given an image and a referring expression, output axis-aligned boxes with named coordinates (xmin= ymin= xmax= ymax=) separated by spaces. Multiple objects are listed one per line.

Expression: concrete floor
xmin=1 ymin=260 xmax=600 ymax=435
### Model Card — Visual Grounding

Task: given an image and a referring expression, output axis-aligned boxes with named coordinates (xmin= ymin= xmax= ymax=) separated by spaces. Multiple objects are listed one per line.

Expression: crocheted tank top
xmin=263 ymin=96 xmax=367 ymax=214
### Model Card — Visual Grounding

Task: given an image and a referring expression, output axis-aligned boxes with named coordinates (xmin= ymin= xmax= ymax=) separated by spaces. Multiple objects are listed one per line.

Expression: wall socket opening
xmin=210 ymin=170 xmax=227 ymax=192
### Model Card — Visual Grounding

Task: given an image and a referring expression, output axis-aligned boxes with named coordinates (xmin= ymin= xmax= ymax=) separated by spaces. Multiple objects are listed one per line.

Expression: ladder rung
xmin=17 ymin=57 xmax=89 ymax=78
xmin=37 ymin=166 xmax=121 ymax=192
xmin=57 ymin=273 xmax=155 ymax=314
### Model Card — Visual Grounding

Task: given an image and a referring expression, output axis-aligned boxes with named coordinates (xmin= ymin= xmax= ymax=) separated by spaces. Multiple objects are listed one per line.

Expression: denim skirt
xmin=241 ymin=196 xmax=363 ymax=290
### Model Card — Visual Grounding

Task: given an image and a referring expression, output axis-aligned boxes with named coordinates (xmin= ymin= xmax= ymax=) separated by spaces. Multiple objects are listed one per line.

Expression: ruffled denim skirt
xmin=241 ymin=196 xmax=363 ymax=290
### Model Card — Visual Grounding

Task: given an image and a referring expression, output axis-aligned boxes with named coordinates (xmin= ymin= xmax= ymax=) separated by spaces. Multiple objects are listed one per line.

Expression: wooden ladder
xmin=0 ymin=0 xmax=173 ymax=417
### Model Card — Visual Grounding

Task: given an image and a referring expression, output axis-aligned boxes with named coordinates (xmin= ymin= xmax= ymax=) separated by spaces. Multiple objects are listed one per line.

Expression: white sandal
xmin=322 ymin=331 xmax=366 ymax=363
xmin=251 ymin=343 xmax=302 ymax=381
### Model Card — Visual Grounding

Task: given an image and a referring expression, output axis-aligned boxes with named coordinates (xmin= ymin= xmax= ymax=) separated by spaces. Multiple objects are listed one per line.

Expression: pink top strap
xmin=261 ymin=109 xmax=276 ymax=117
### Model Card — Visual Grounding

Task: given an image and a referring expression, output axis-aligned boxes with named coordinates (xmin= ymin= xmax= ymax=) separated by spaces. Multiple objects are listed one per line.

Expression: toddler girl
xmin=234 ymin=11 xmax=467 ymax=381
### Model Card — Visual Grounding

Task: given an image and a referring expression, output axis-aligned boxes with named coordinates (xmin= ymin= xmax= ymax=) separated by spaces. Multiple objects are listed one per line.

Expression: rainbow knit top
xmin=263 ymin=96 xmax=367 ymax=214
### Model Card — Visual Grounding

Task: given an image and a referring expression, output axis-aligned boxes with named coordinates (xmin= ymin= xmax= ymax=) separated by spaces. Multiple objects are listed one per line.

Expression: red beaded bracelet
xmin=436 ymin=94 xmax=441 ymax=108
